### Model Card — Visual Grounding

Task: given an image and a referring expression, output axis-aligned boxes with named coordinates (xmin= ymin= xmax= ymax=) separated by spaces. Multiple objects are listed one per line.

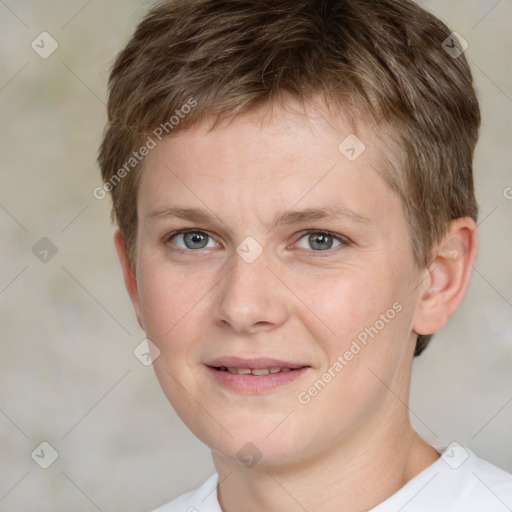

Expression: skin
xmin=115 ymin=98 xmax=478 ymax=512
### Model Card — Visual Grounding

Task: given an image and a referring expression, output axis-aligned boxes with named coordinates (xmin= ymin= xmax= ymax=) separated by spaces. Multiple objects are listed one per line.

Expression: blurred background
xmin=0 ymin=0 xmax=511 ymax=510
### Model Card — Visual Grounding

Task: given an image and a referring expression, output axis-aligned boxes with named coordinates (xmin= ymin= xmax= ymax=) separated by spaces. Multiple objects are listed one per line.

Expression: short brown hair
xmin=98 ymin=0 xmax=480 ymax=356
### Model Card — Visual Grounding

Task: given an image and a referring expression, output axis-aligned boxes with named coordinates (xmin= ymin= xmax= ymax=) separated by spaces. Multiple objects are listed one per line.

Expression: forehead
xmin=138 ymin=100 xmax=404 ymax=232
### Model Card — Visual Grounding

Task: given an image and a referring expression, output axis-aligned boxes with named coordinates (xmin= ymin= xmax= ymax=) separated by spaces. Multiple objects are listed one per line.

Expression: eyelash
xmin=164 ymin=228 xmax=350 ymax=255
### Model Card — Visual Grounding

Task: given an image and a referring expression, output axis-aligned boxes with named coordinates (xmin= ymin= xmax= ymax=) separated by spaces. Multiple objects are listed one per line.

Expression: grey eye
xmin=172 ymin=231 xmax=216 ymax=250
xmin=296 ymin=232 xmax=342 ymax=251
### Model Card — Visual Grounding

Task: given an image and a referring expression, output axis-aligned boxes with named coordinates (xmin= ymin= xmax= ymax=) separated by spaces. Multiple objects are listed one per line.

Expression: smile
xmin=206 ymin=365 xmax=310 ymax=393
xmin=215 ymin=366 xmax=295 ymax=375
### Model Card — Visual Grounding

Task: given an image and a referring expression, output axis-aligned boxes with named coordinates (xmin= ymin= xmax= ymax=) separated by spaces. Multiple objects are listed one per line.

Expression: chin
xmin=212 ymin=438 xmax=306 ymax=469
xmin=198 ymin=418 xmax=314 ymax=469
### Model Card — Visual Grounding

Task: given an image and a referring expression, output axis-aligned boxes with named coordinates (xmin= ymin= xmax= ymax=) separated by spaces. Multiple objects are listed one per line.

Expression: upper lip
xmin=205 ymin=356 xmax=309 ymax=369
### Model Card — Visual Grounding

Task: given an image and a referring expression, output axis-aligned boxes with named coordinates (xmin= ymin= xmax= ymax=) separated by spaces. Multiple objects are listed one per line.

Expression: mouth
xmin=211 ymin=366 xmax=303 ymax=375
xmin=205 ymin=357 xmax=311 ymax=393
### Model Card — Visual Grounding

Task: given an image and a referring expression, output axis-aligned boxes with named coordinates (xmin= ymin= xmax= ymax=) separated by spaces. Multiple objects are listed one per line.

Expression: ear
xmin=413 ymin=217 xmax=478 ymax=336
xmin=114 ymin=229 xmax=144 ymax=330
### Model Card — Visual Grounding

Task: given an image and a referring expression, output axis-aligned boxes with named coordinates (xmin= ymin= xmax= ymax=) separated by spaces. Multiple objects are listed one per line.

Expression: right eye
xmin=167 ymin=230 xmax=219 ymax=251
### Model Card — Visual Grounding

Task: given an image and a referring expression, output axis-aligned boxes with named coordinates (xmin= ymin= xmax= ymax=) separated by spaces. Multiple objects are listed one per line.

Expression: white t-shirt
xmin=152 ymin=443 xmax=512 ymax=512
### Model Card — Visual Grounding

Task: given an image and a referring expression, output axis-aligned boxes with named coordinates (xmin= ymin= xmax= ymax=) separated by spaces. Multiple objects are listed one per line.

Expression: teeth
xmin=251 ymin=368 xmax=270 ymax=376
xmin=222 ymin=367 xmax=294 ymax=375
xmin=227 ymin=367 xmax=251 ymax=374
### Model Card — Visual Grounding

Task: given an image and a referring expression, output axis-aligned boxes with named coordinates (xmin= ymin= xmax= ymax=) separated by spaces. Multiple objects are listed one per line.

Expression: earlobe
xmin=113 ymin=230 xmax=144 ymax=329
xmin=413 ymin=218 xmax=478 ymax=336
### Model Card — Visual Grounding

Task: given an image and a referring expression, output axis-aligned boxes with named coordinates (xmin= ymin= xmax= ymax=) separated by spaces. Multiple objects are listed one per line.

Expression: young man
xmin=98 ymin=0 xmax=512 ymax=510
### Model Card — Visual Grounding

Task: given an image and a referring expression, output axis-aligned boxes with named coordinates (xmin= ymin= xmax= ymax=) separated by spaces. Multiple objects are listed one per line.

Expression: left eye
xmin=295 ymin=232 xmax=343 ymax=251
xmin=169 ymin=231 xmax=218 ymax=250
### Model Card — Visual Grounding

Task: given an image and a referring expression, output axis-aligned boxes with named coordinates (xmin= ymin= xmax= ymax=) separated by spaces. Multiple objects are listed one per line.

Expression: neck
xmin=212 ymin=412 xmax=439 ymax=512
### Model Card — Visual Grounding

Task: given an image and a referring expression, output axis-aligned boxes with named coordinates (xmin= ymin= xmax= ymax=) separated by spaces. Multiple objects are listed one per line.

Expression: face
xmin=125 ymin=100 xmax=426 ymax=467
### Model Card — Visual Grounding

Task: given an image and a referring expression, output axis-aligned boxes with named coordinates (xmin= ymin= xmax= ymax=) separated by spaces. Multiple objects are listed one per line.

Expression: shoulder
xmin=373 ymin=443 xmax=512 ymax=512
xmin=461 ymin=448 xmax=512 ymax=508
xmin=150 ymin=473 xmax=220 ymax=512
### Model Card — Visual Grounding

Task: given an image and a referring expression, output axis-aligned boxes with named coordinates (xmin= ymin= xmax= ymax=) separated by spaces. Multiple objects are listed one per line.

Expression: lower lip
xmin=206 ymin=366 xmax=310 ymax=394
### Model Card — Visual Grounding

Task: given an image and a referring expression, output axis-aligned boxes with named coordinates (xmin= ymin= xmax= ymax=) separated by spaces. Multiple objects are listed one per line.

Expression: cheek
xmin=295 ymin=264 xmax=411 ymax=392
xmin=137 ymin=261 xmax=211 ymax=410
xmin=295 ymin=275 xmax=408 ymax=434
xmin=294 ymin=266 xmax=392 ymax=344
xmin=136 ymin=259 xmax=211 ymax=345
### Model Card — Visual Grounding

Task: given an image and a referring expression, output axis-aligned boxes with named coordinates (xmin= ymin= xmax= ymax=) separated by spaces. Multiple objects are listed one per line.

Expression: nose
xmin=211 ymin=248 xmax=290 ymax=335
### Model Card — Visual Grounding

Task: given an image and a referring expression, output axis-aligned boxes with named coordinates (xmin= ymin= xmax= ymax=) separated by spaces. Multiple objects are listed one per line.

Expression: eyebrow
xmin=146 ymin=205 xmax=373 ymax=230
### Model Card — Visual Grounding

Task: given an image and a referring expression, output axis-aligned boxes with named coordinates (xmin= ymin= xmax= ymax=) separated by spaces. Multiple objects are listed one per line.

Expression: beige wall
xmin=0 ymin=0 xmax=511 ymax=510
